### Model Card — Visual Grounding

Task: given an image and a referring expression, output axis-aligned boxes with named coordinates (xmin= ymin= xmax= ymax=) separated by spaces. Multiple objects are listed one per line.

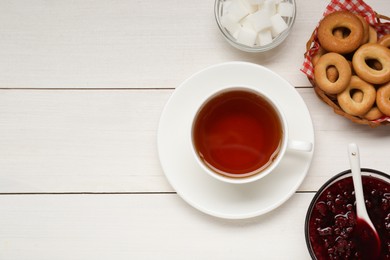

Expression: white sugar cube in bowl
xmin=214 ymin=0 xmax=296 ymax=52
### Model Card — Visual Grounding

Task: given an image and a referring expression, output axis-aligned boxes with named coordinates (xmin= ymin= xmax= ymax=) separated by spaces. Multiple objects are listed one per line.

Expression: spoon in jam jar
xmin=348 ymin=143 xmax=381 ymax=259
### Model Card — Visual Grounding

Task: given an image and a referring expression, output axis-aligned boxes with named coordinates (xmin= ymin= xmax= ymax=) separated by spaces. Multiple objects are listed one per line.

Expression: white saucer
xmin=157 ymin=62 xmax=314 ymax=219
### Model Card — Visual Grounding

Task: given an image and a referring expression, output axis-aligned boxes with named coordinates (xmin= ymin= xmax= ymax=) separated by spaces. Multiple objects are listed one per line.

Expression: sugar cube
xmin=245 ymin=0 xmax=264 ymax=5
xmin=246 ymin=9 xmax=272 ymax=32
xmin=257 ymin=29 xmax=273 ymax=46
xmin=239 ymin=0 xmax=259 ymax=14
xmin=277 ymin=2 xmax=294 ymax=17
xmin=221 ymin=13 xmax=242 ymax=36
xmin=237 ymin=26 xmax=258 ymax=46
xmin=263 ymin=0 xmax=277 ymax=15
xmin=226 ymin=0 xmax=251 ymax=21
xmin=270 ymin=13 xmax=288 ymax=37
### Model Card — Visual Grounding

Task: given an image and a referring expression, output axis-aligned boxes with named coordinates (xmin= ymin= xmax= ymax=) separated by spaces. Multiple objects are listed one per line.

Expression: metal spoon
xmin=348 ymin=143 xmax=381 ymax=259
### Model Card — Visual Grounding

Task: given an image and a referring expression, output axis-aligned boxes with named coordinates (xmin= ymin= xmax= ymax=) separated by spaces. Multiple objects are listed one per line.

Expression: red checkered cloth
xmin=300 ymin=0 xmax=390 ymax=124
xmin=301 ymin=0 xmax=390 ymax=80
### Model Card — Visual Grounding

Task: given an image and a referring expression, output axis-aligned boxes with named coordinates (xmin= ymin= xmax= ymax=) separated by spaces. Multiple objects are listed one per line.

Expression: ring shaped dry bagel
xmin=351 ymin=91 xmax=383 ymax=120
xmin=352 ymin=43 xmax=390 ymax=84
xmin=314 ymin=52 xmax=352 ymax=94
xmin=311 ymin=46 xmax=327 ymax=66
xmin=326 ymin=66 xmax=339 ymax=83
xmin=337 ymin=76 xmax=376 ymax=116
xmin=317 ymin=11 xmax=364 ymax=54
xmin=376 ymin=82 xmax=390 ymax=116
xmin=353 ymin=90 xmax=384 ymax=119
xmin=356 ymin=15 xmax=369 ymax=44
xmin=364 ymin=106 xmax=384 ymax=120
xmin=378 ymin=34 xmax=390 ymax=49
xmin=352 ymin=91 xmax=363 ymax=102
xmin=368 ymin=26 xmax=378 ymax=43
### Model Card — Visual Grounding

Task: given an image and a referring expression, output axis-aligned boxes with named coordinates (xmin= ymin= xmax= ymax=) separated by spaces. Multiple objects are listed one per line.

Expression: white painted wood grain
xmin=0 ymin=0 xmax=306 ymax=88
xmin=0 ymin=89 xmax=172 ymax=192
xmin=298 ymin=89 xmax=390 ymax=191
xmin=0 ymin=1 xmax=389 ymax=259
xmin=0 ymin=89 xmax=388 ymax=193
xmin=0 ymin=193 xmax=313 ymax=260
xmin=1 ymin=0 xmax=388 ymax=89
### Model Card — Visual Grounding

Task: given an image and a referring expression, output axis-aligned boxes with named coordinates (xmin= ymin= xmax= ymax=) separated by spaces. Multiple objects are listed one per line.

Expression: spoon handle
xmin=348 ymin=143 xmax=368 ymax=219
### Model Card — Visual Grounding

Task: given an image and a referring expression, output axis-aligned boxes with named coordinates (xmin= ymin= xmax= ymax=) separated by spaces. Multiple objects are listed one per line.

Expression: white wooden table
xmin=0 ymin=0 xmax=389 ymax=259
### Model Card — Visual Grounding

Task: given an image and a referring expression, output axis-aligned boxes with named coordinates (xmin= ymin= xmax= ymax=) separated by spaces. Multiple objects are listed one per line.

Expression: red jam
xmin=307 ymin=174 xmax=390 ymax=260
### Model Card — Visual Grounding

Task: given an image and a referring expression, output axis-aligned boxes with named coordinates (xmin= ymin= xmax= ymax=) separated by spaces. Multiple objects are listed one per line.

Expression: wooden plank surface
xmin=0 ymin=193 xmax=313 ymax=260
xmin=0 ymin=0 xmax=389 ymax=258
xmin=3 ymin=0 xmax=388 ymax=89
xmin=1 ymin=88 xmax=389 ymax=193
xmin=0 ymin=0 xmax=317 ymax=88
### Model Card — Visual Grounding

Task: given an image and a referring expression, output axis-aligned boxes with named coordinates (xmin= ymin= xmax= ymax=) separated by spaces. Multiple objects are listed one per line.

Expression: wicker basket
xmin=302 ymin=1 xmax=390 ymax=127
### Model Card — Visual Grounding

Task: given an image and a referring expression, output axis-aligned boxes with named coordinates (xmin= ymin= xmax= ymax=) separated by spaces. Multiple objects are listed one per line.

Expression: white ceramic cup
xmin=190 ymin=85 xmax=312 ymax=184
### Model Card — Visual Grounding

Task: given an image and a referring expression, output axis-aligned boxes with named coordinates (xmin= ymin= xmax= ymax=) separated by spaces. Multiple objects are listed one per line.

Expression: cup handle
xmin=287 ymin=139 xmax=313 ymax=152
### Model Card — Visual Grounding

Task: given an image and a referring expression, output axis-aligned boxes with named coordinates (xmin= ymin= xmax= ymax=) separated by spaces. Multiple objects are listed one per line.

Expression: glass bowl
xmin=214 ymin=0 xmax=296 ymax=52
xmin=305 ymin=168 xmax=390 ymax=259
